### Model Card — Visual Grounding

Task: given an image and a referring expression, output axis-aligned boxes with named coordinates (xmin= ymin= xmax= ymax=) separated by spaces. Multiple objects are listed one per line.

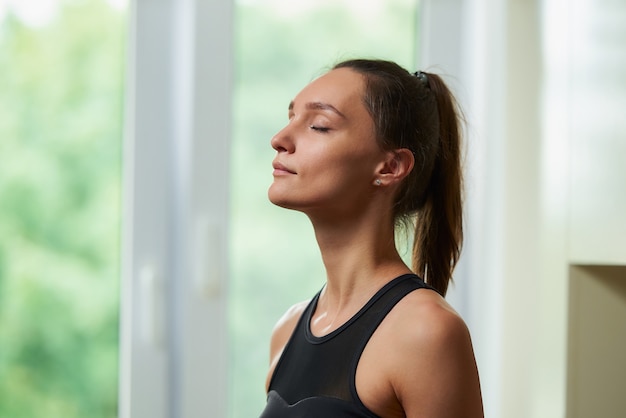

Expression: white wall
xmin=422 ymin=0 xmax=626 ymax=417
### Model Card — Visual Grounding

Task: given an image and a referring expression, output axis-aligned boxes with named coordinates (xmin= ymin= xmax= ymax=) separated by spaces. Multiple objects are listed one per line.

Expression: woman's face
xmin=268 ymin=67 xmax=386 ymax=218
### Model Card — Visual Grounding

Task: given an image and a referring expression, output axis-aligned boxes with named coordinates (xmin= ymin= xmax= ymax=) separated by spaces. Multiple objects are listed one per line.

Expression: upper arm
xmin=392 ymin=296 xmax=484 ymax=418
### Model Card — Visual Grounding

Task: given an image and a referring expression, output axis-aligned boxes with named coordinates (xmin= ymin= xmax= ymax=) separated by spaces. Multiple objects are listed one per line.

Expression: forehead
xmin=292 ymin=68 xmax=367 ymax=115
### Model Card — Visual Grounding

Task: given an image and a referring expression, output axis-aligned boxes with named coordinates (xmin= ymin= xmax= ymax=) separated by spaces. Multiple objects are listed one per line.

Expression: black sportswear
xmin=260 ymin=274 xmax=432 ymax=417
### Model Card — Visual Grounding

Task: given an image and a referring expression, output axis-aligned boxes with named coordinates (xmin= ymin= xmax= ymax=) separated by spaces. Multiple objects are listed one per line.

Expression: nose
xmin=270 ymin=123 xmax=295 ymax=153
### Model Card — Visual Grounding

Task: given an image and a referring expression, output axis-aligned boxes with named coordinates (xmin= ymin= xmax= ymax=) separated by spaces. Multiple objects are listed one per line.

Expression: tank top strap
xmin=302 ymin=274 xmax=432 ymax=342
xmin=345 ymin=274 xmax=432 ymax=406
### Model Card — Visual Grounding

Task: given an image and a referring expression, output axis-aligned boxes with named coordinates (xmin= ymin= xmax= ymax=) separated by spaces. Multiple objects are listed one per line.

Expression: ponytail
xmin=411 ymin=74 xmax=463 ymax=296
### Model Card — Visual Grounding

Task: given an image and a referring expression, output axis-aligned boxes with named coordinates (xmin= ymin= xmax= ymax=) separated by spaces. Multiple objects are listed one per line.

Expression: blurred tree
xmin=0 ymin=1 xmax=125 ymax=417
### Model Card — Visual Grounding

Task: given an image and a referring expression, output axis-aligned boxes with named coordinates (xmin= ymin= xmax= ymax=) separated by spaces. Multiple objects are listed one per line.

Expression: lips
xmin=272 ymin=161 xmax=296 ymax=175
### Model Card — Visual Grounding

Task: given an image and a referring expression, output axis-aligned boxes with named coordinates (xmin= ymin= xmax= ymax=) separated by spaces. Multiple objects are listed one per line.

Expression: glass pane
xmin=0 ymin=1 xmax=126 ymax=417
xmin=230 ymin=1 xmax=420 ymax=416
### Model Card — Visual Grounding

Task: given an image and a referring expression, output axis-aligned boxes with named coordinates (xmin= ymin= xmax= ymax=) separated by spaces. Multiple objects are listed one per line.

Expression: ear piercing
xmin=375 ymin=179 xmax=382 ymax=186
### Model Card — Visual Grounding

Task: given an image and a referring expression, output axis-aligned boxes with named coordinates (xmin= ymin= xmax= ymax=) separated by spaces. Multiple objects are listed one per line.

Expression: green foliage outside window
xmin=0 ymin=1 xmax=124 ymax=417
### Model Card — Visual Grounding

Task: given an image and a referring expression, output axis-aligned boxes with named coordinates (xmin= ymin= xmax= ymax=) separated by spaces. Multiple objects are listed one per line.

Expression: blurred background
xmin=0 ymin=0 xmax=624 ymax=417
xmin=0 ymin=1 xmax=123 ymax=416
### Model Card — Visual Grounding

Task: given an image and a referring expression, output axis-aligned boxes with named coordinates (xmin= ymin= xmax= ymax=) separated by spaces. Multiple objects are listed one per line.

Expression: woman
xmin=261 ymin=59 xmax=483 ymax=418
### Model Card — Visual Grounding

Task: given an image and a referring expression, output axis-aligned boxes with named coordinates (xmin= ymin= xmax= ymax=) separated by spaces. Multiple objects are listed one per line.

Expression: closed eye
xmin=310 ymin=125 xmax=331 ymax=133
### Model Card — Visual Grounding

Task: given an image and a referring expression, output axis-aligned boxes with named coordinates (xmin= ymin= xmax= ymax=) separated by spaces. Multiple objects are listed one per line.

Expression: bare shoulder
xmin=395 ymin=289 xmax=470 ymax=345
xmin=385 ymin=289 xmax=484 ymax=417
xmin=265 ymin=300 xmax=309 ymax=391
xmin=269 ymin=300 xmax=309 ymax=359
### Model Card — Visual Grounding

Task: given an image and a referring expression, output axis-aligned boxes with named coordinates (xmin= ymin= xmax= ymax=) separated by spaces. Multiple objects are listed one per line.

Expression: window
xmin=1 ymin=0 xmax=427 ymax=416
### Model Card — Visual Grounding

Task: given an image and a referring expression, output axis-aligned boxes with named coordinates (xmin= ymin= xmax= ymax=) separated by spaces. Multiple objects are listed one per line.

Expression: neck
xmin=308 ymin=208 xmax=411 ymax=309
xmin=305 ymin=208 xmax=411 ymax=337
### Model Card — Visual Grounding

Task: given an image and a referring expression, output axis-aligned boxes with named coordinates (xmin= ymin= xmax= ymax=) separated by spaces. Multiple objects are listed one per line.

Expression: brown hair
xmin=333 ymin=59 xmax=464 ymax=296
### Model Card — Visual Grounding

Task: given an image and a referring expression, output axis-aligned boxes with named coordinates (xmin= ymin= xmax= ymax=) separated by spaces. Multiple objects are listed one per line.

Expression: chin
xmin=267 ymin=186 xmax=293 ymax=209
xmin=268 ymin=189 xmax=312 ymax=213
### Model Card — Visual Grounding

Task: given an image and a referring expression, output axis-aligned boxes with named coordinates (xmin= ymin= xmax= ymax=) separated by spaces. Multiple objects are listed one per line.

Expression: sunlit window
xmin=0 ymin=1 xmax=126 ymax=417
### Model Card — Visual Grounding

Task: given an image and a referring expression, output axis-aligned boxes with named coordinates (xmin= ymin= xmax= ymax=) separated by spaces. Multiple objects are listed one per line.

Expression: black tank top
xmin=260 ymin=274 xmax=432 ymax=418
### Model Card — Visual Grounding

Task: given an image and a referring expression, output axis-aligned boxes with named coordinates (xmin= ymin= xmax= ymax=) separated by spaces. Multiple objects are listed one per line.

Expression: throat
xmin=310 ymin=264 xmax=410 ymax=338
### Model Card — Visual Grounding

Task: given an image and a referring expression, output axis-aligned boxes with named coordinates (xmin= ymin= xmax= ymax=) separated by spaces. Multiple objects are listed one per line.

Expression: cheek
xmin=307 ymin=146 xmax=377 ymax=190
xmin=305 ymin=145 xmax=355 ymax=177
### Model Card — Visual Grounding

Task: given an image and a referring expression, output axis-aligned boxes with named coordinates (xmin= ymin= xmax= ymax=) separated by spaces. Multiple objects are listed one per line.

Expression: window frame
xmin=119 ymin=0 xmax=233 ymax=417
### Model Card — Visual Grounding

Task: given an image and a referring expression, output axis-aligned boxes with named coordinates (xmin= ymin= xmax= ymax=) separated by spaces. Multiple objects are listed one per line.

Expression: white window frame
xmin=421 ymin=1 xmax=507 ymax=417
xmin=119 ymin=0 xmax=233 ymax=417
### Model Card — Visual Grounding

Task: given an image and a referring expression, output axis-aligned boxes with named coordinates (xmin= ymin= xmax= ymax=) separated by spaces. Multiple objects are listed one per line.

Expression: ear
xmin=374 ymin=148 xmax=414 ymax=186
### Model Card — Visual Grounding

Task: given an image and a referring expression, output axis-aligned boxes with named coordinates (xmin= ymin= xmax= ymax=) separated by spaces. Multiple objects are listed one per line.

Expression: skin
xmin=266 ymin=67 xmax=484 ymax=418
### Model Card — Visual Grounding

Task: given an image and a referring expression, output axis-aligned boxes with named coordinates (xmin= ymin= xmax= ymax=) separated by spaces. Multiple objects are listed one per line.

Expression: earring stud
xmin=375 ymin=179 xmax=382 ymax=186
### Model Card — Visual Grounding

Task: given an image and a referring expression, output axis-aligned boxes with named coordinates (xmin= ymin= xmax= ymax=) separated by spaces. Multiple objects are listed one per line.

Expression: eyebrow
xmin=288 ymin=100 xmax=346 ymax=119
